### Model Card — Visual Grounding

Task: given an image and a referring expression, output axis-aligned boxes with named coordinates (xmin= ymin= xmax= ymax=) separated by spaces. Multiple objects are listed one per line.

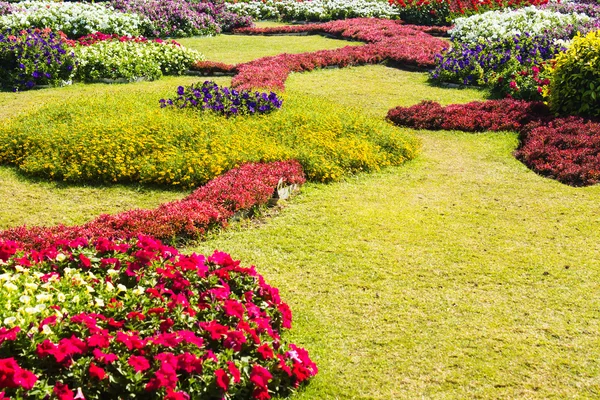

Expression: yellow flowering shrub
xmin=0 ymin=93 xmax=420 ymax=187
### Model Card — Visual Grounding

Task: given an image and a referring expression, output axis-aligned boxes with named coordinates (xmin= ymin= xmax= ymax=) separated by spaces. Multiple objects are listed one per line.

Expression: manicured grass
xmin=2 ymin=28 xmax=600 ymax=400
xmin=178 ymin=29 xmax=362 ymax=65
xmin=188 ymin=128 xmax=600 ymax=399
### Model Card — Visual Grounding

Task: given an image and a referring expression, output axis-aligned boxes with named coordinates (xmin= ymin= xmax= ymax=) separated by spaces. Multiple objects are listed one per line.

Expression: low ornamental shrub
xmin=160 ymin=81 xmax=283 ymax=116
xmin=0 ymin=161 xmax=306 ymax=249
xmin=0 ymin=235 xmax=317 ymax=399
xmin=0 ymin=28 xmax=76 ymax=91
xmin=0 ymin=1 xmax=149 ymax=38
xmin=548 ymin=30 xmax=600 ymax=118
xmin=387 ymin=99 xmax=600 ymax=186
xmin=73 ymin=39 xmax=204 ymax=82
xmin=223 ymin=18 xmax=446 ymax=91
xmin=0 ymin=92 xmax=418 ymax=186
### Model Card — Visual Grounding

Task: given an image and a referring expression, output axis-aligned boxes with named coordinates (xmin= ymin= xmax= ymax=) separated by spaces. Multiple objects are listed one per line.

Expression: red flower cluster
xmin=0 ymin=236 xmax=318 ymax=399
xmin=189 ymin=18 xmax=447 ymax=91
xmin=190 ymin=61 xmax=238 ymax=75
xmin=74 ymin=32 xmax=181 ymax=47
xmin=0 ymin=161 xmax=305 ymax=249
xmin=387 ymin=99 xmax=600 ymax=186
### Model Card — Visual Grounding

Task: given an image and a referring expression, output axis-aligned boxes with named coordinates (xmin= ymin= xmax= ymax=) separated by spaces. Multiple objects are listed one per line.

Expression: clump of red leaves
xmin=387 ymin=99 xmax=600 ymax=186
xmin=0 ymin=161 xmax=305 ymax=249
xmin=190 ymin=18 xmax=447 ymax=91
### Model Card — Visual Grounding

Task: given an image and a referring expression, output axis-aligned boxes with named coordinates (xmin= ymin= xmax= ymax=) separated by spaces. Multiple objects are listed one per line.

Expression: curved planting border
xmin=0 ymin=236 xmax=317 ymax=399
xmin=190 ymin=18 xmax=450 ymax=91
xmin=387 ymin=99 xmax=600 ymax=186
xmin=0 ymin=161 xmax=305 ymax=250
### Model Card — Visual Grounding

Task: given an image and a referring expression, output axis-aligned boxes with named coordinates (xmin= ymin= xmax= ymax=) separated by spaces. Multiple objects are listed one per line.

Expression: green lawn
xmin=2 ymin=32 xmax=600 ymax=399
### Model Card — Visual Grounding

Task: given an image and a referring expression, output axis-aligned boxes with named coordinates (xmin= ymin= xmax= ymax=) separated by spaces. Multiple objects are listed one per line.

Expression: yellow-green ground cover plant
xmin=0 ymin=90 xmax=419 ymax=187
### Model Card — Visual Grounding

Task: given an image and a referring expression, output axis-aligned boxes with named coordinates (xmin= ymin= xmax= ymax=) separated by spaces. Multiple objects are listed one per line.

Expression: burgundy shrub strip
xmin=387 ymin=99 xmax=600 ymax=186
xmin=190 ymin=18 xmax=447 ymax=91
xmin=0 ymin=161 xmax=305 ymax=249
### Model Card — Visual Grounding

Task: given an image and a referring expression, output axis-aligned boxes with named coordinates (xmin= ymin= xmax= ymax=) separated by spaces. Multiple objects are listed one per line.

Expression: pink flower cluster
xmin=0 ymin=161 xmax=305 ymax=249
xmin=387 ymin=99 xmax=600 ymax=186
xmin=74 ymin=32 xmax=181 ymax=47
xmin=190 ymin=18 xmax=447 ymax=91
xmin=0 ymin=236 xmax=317 ymax=399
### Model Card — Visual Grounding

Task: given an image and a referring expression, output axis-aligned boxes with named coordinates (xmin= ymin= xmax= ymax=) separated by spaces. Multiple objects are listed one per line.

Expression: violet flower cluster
xmin=160 ymin=81 xmax=283 ymax=116
xmin=0 ymin=28 xmax=76 ymax=91
xmin=110 ymin=0 xmax=251 ymax=37
xmin=431 ymin=32 xmax=564 ymax=86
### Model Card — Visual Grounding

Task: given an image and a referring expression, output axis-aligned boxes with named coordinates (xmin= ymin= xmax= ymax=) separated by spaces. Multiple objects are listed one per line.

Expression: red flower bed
xmin=387 ymin=99 xmax=600 ymax=186
xmin=191 ymin=18 xmax=447 ymax=91
xmin=0 ymin=161 xmax=305 ymax=249
xmin=387 ymin=99 xmax=552 ymax=132
xmin=516 ymin=118 xmax=600 ymax=186
xmin=0 ymin=236 xmax=317 ymax=399
xmin=190 ymin=61 xmax=238 ymax=75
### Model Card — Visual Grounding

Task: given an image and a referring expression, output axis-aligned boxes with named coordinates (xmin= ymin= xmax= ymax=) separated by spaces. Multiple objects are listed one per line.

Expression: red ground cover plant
xmin=387 ymin=99 xmax=600 ymax=186
xmin=0 ymin=161 xmax=305 ymax=249
xmin=190 ymin=18 xmax=448 ymax=91
xmin=0 ymin=236 xmax=317 ymax=399
xmin=191 ymin=61 xmax=238 ymax=75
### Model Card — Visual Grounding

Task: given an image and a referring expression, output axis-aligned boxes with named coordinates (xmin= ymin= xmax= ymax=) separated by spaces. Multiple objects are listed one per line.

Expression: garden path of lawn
xmin=186 ymin=67 xmax=600 ymax=399
xmin=0 ymin=31 xmax=599 ymax=398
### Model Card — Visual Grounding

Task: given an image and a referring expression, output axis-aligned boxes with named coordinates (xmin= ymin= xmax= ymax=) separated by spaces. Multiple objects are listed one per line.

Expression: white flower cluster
xmin=0 ymin=255 xmax=148 ymax=337
xmin=226 ymin=0 xmax=399 ymax=21
xmin=450 ymin=6 xmax=591 ymax=42
xmin=74 ymin=40 xmax=204 ymax=82
xmin=0 ymin=1 xmax=150 ymax=37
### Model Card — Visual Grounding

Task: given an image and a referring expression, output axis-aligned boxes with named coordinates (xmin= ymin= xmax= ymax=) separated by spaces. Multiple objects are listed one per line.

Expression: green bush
xmin=0 ymin=92 xmax=420 ymax=187
xmin=549 ymin=30 xmax=600 ymax=117
xmin=74 ymin=40 xmax=204 ymax=83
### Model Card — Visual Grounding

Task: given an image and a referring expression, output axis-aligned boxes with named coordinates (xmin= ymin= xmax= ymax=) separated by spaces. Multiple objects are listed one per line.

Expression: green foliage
xmin=74 ymin=41 xmax=204 ymax=83
xmin=549 ymin=30 xmax=600 ymax=117
xmin=0 ymin=92 xmax=419 ymax=187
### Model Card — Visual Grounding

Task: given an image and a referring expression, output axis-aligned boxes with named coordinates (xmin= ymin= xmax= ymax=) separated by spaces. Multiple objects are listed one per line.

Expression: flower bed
xmin=74 ymin=39 xmax=203 ymax=83
xmin=199 ymin=18 xmax=447 ymax=91
xmin=110 ymin=0 xmax=251 ymax=36
xmin=450 ymin=6 xmax=591 ymax=42
xmin=0 ymin=1 xmax=149 ymax=38
xmin=0 ymin=92 xmax=418 ymax=185
xmin=0 ymin=235 xmax=317 ymax=399
xmin=389 ymin=0 xmax=550 ymax=26
xmin=226 ymin=0 xmax=399 ymax=22
xmin=0 ymin=161 xmax=305 ymax=249
xmin=161 ymin=81 xmax=283 ymax=116
xmin=387 ymin=99 xmax=600 ymax=186
xmin=0 ymin=28 xmax=76 ymax=91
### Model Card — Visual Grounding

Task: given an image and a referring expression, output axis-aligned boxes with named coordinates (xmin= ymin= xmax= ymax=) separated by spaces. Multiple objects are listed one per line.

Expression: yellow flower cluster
xmin=0 ymin=93 xmax=420 ymax=187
